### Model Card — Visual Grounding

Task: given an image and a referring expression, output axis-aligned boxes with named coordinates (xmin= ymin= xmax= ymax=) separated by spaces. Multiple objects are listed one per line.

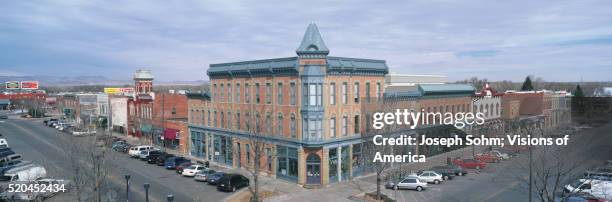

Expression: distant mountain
xmin=0 ymin=75 xmax=130 ymax=86
xmin=0 ymin=75 xmax=206 ymax=87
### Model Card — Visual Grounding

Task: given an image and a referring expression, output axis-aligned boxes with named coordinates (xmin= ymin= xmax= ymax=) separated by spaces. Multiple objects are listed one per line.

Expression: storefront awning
xmin=164 ymin=128 xmax=179 ymax=140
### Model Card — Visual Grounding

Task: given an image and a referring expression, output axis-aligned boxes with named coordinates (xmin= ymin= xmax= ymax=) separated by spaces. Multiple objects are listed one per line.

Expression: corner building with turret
xmin=187 ymin=23 xmax=388 ymax=186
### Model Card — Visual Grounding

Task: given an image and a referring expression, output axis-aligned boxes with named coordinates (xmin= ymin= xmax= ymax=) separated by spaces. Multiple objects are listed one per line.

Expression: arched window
xmin=277 ymin=113 xmax=283 ymax=136
xmin=496 ymin=103 xmax=500 ymax=116
xmin=290 ymin=113 xmax=296 ymax=138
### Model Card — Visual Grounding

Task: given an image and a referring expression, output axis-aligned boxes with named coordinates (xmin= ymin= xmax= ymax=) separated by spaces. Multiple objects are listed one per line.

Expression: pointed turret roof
xmin=296 ymin=23 xmax=329 ymax=54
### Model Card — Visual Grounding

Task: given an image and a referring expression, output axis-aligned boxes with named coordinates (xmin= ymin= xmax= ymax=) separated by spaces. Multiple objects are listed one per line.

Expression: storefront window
xmin=329 ymin=148 xmax=338 ymax=183
xmin=190 ymin=131 xmax=197 ymax=156
xmin=276 ymin=145 xmax=298 ymax=182
xmin=341 ymin=146 xmax=349 ymax=180
xmin=352 ymin=144 xmax=363 ymax=177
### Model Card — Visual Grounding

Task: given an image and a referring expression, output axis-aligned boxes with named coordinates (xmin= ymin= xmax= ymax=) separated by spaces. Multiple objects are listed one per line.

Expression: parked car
xmin=146 ymin=151 xmax=165 ymax=164
xmin=182 ymin=165 xmax=207 ymax=177
xmin=452 ymin=158 xmax=487 ymax=169
xmin=411 ymin=171 xmax=444 ymax=184
xmin=0 ymin=164 xmax=47 ymax=182
xmin=489 ymin=150 xmax=510 ymax=160
xmin=0 ymin=139 xmax=8 ymax=149
xmin=388 ymin=177 xmax=427 ymax=191
xmin=72 ymin=130 xmax=97 ymax=136
xmin=112 ymin=141 xmax=128 ymax=151
xmin=128 ymin=145 xmax=154 ymax=157
xmin=194 ymin=169 xmax=216 ymax=182
xmin=564 ymin=179 xmax=612 ymax=200
xmin=164 ymin=157 xmax=189 ymax=169
xmin=0 ymin=148 xmax=16 ymax=158
xmin=156 ymin=153 xmax=175 ymax=166
xmin=0 ymin=154 xmax=22 ymax=167
xmin=176 ymin=162 xmax=193 ymax=174
xmin=217 ymin=174 xmax=250 ymax=192
xmin=557 ymin=192 xmax=608 ymax=202
xmin=0 ymin=114 xmax=9 ymax=119
xmin=429 ymin=166 xmax=456 ymax=180
xmin=475 ymin=152 xmax=501 ymax=163
xmin=207 ymin=172 xmax=227 ymax=185
xmin=138 ymin=149 xmax=160 ymax=161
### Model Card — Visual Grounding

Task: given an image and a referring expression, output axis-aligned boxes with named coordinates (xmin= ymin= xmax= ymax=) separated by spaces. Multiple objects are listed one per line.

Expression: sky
xmin=1 ymin=0 xmax=612 ymax=82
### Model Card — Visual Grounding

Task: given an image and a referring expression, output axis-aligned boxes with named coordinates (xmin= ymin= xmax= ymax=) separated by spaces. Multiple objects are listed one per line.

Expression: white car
xmin=182 ymin=165 xmax=207 ymax=177
xmin=393 ymin=177 xmax=428 ymax=191
xmin=564 ymin=179 xmax=612 ymax=200
xmin=490 ymin=150 xmax=510 ymax=160
xmin=128 ymin=146 xmax=154 ymax=157
xmin=411 ymin=171 xmax=444 ymax=184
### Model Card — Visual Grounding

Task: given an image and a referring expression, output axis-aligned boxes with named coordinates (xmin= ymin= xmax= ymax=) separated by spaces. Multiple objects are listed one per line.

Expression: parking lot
xmin=0 ymin=117 xmax=234 ymax=201
xmin=372 ymin=122 xmax=612 ymax=202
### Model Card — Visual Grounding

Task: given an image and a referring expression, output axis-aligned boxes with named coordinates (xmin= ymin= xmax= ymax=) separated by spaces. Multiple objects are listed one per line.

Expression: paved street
xmin=0 ymin=117 xmax=232 ymax=202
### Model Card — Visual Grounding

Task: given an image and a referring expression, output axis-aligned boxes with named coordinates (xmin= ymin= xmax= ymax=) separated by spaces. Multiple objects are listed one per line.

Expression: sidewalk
xmin=264 ymin=145 xmax=488 ymax=202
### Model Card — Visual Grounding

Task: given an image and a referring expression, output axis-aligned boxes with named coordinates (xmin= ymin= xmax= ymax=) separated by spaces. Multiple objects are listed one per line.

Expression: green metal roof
xmin=327 ymin=56 xmax=388 ymax=72
xmin=207 ymin=56 xmax=388 ymax=76
xmin=418 ymin=84 xmax=475 ymax=96
xmin=296 ymin=23 xmax=329 ymax=54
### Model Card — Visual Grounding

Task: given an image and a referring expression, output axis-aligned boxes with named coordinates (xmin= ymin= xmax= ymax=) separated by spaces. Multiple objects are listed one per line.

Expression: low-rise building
xmin=110 ymin=96 xmax=129 ymax=134
xmin=472 ymin=83 xmax=503 ymax=137
xmin=543 ymin=90 xmax=572 ymax=128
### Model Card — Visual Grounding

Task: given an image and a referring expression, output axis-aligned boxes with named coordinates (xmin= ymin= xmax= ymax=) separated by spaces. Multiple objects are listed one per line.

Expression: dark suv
xmin=217 ymin=174 xmax=249 ymax=192
xmin=156 ymin=153 xmax=175 ymax=166
xmin=164 ymin=157 xmax=189 ymax=169
xmin=146 ymin=151 xmax=164 ymax=164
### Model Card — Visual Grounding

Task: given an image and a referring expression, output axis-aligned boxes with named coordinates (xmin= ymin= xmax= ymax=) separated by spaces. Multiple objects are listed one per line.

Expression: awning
xmin=164 ymin=128 xmax=179 ymax=140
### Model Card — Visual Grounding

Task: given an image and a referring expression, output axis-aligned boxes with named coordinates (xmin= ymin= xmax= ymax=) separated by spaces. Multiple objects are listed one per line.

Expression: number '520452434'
xmin=7 ymin=183 xmax=66 ymax=193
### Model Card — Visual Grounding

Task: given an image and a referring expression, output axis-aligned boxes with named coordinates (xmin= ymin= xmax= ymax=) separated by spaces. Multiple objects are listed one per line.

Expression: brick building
xmin=127 ymin=70 xmax=154 ymax=137
xmin=188 ymin=23 xmax=388 ymax=186
xmin=471 ymin=83 xmax=504 ymax=137
xmin=151 ymin=92 xmax=188 ymax=152
xmin=383 ymin=84 xmax=475 ymax=157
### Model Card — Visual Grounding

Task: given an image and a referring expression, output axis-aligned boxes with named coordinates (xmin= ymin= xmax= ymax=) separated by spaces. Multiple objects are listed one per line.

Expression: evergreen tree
xmin=521 ymin=76 xmax=534 ymax=91
xmin=574 ymin=84 xmax=585 ymax=98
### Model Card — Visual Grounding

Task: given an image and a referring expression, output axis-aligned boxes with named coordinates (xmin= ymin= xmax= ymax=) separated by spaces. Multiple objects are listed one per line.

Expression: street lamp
xmin=143 ymin=183 xmax=150 ymax=202
xmin=167 ymin=194 xmax=174 ymax=202
xmin=124 ymin=174 xmax=131 ymax=202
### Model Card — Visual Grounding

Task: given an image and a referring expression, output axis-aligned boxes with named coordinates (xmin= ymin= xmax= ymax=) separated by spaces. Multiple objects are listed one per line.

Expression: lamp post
xmin=143 ymin=183 xmax=150 ymax=202
xmin=167 ymin=194 xmax=174 ymax=202
xmin=124 ymin=174 xmax=131 ymax=202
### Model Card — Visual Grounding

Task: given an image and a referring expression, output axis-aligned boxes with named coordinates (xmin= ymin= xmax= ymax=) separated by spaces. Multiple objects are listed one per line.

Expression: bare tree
xmin=62 ymin=131 xmax=116 ymax=202
xmin=244 ymin=99 xmax=271 ymax=202
xmin=360 ymin=97 xmax=402 ymax=200
xmin=508 ymin=119 xmax=584 ymax=202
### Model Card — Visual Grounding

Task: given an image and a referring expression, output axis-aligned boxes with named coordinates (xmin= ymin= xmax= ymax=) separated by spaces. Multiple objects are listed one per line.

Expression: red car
xmin=175 ymin=162 xmax=193 ymax=174
xmin=474 ymin=152 xmax=501 ymax=163
xmin=452 ymin=159 xmax=487 ymax=169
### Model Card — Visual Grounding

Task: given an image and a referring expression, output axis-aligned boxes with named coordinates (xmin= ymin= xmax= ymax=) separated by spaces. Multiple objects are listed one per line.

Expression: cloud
xmin=455 ymin=50 xmax=498 ymax=58
xmin=0 ymin=0 xmax=612 ymax=82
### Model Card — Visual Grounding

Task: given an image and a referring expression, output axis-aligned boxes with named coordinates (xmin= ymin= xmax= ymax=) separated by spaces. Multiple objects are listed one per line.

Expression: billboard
xmin=20 ymin=81 xmax=39 ymax=89
xmin=104 ymin=88 xmax=134 ymax=95
xmin=5 ymin=81 xmax=20 ymax=89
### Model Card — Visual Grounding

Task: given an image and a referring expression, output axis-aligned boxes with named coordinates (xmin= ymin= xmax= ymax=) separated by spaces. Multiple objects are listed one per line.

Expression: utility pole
xmin=529 ymin=145 xmax=532 ymax=202
xmin=161 ymin=93 xmax=165 ymax=150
